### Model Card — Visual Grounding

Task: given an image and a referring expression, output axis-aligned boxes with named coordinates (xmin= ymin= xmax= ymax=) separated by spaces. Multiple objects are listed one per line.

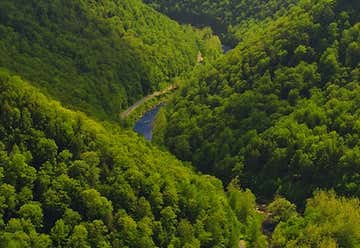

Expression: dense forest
xmin=0 ymin=0 xmax=221 ymax=120
xmin=0 ymin=70 xmax=269 ymax=247
xmin=144 ymin=0 xmax=298 ymax=44
xmin=1 ymin=0 xmax=360 ymax=247
xmin=159 ymin=0 xmax=360 ymax=204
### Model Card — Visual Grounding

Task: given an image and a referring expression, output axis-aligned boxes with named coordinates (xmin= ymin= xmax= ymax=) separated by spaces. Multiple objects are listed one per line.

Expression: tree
xmin=5 ymin=152 xmax=36 ymax=190
xmin=62 ymin=208 xmax=82 ymax=228
xmin=319 ymin=46 xmax=340 ymax=83
xmin=18 ymin=202 xmax=44 ymax=229
xmin=0 ymin=218 xmax=52 ymax=248
xmin=272 ymin=191 xmax=360 ymax=247
xmin=113 ymin=210 xmax=138 ymax=246
xmin=85 ymin=220 xmax=111 ymax=248
xmin=51 ymin=219 xmax=69 ymax=248
xmin=69 ymin=152 xmax=100 ymax=187
xmin=80 ymin=189 xmax=113 ymax=226
xmin=33 ymin=138 xmax=58 ymax=166
xmin=0 ymin=183 xmax=17 ymax=218
xmin=67 ymin=224 xmax=90 ymax=248
xmin=267 ymin=196 xmax=297 ymax=223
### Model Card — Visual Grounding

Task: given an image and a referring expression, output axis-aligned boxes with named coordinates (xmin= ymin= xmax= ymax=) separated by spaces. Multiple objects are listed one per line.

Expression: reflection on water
xmin=222 ymin=44 xmax=232 ymax=53
xmin=133 ymin=105 xmax=162 ymax=141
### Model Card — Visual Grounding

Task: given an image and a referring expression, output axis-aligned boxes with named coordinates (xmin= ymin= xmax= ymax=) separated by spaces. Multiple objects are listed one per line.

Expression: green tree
xmin=267 ymin=196 xmax=297 ymax=223
xmin=50 ymin=219 xmax=69 ymax=248
xmin=80 ymin=189 xmax=113 ymax=226
xmin=18 ymin=202 xmax=44 ymax=229
xmin=67 ymin=224 xmax=90 ymax=248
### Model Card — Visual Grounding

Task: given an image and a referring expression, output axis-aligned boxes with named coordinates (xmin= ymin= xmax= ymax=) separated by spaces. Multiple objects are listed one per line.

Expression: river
xmin=133 ymin=104 xmax=162 ymax=141
xmin=134 ymin=45 xmax=232 ymax=140
xmin=222 ymin=44 xmax=232 ymax=53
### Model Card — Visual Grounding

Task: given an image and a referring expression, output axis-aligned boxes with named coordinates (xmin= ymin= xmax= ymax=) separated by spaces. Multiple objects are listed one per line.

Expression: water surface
xmin=222 ymin=44 xmax=232 ymax=53
xmin=133 ymin=105 xmax=162 ymax=141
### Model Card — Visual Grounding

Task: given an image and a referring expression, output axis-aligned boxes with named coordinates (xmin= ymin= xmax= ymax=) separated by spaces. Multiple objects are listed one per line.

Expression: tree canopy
xmin=158 ymin=0 xmax=360 ymax=204
xmin=2 ymin=0 xmax=360 ymax=246
xmin=144 ymin=0 xmax=299 ymax=44
xmin=0 ymin=0 xmax=221 ymax=120
xmin=0 ymin=69 xmax=266 ymax=247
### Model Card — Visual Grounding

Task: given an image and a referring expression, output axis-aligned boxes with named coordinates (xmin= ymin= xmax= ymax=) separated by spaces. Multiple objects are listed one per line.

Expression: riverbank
xmin=119 ymin=86 xmax=174 ymax=128
xmin=133 ymin=104 xmax=163 ymax=140
xmin=120 ymin=84 xmax=177 ymax=119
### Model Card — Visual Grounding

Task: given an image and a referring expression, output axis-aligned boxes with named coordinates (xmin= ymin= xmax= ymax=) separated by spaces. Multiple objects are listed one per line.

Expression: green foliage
xmin=152 ymin=107 xmax=168 ymax=146
xmin=0 ymin=71 xmax=264 ymax=247
xmin=0 ymin=218 xmax=52 ymax=248
xmin=67 ymin=224 xmax=90 ymax=248
xmin=272 ymin=191 xmax=360 ymax=247
xmin=50 ymin=219 xmax=69 ymax=248
xmin=160 ymin=0 xmax=360 ymax=204
xmin=0 ymin=0 xmax=221 ymax=120
xmin=18 ymin=202 xmax=44 ymax=229
xmin=2 ymin=0 xmax=360 ymax=246
xmin=145 ymin=0 xmax=298 ymax=44
xmin=267 ymin=197 xmax=298 ymax=223
xmin=80 ymin=189 xmax=113 ymax=225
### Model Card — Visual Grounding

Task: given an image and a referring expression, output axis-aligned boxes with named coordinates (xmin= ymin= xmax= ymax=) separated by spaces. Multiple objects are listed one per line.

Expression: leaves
xmin=0 ymin=69 xmax=262 ymax=247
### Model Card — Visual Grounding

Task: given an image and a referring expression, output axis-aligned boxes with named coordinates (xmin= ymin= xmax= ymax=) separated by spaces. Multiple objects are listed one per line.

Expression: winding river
xmin=133 ymin=105 xmax=162 ymax=141
xmin=133 ymin=44 xmax=232 ymax=140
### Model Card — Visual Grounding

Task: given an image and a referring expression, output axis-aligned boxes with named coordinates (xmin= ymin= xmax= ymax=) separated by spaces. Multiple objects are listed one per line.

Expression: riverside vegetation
xmin=1 ymin=0 xmax=360 ymax=247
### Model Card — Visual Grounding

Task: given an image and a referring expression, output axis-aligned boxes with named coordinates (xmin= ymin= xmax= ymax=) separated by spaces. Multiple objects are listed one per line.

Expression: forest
xmin=160 ymin=0 xmax=360 ymax=202
xmin=0 ymin=69 xmax=269 ymax=247
xmin=144 ymin=0 xmax=299 ymax=44
xmin=0 ymin=0 xmax=221 ymax=120
xmin=1 ymin=0 xmax=360 ymax=247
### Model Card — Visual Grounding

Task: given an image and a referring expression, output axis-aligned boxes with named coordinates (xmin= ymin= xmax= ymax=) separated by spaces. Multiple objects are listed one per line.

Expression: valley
xmin=0 ymin=0 xmax=360 ymax=247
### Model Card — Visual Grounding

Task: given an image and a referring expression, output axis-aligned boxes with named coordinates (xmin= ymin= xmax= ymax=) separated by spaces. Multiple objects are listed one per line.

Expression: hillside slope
xmin=0 ymin=69 xmax=268 ymax=247
xmin=158 ymin=0 xmax=360 ymax=203
xmin=144 ymin=0 xmax=298 ymax=44
xmin=0 ymin=0 xmax=221 ymax=120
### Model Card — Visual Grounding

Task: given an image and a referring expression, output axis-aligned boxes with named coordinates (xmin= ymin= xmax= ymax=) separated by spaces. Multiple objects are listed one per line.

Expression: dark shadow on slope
xmin=0 ymin=0 xmax=173 ymax=120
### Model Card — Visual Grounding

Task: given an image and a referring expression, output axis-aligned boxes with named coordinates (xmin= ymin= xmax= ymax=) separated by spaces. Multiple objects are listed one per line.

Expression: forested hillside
xmin=158 ymin=0 xmax=360 ymax=204
xmin=144 ymin=0 xmax=298 ymax=44
xmin=2 ymin=0 xmax=360 ymax=247
xmin=0 ymin=0 xmax=221 ymax=120
xmin=0 ymin=69 xmax=269 ymax=247
xmin=270 ymin=191 xmax=360 ymax=247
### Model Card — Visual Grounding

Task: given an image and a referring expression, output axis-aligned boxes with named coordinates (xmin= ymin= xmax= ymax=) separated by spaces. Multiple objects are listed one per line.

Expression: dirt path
xmin=120 ymin=84 xmax=177 ymax=119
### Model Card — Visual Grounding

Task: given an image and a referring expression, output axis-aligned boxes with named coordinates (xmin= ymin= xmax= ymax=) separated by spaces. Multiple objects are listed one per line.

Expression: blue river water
xmin=222 ymin=44 xmax=232 ymax=53
xmin=133 ymin=105 xmax=162 ymax=141
xmin=134 ymin=45 xmax=232 ymax=140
